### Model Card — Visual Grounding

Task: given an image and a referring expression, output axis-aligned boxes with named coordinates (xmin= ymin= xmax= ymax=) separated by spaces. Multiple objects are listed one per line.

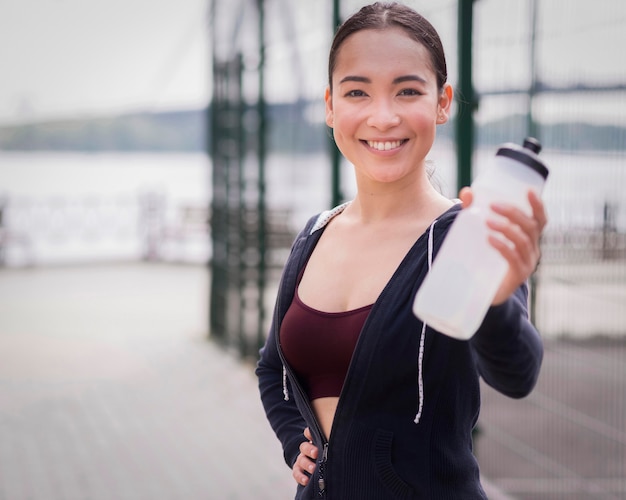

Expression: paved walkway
xmin=0 ymin=264 xmax=294 ymax=500
xmin=0 ymin=263 xmax=623 ymax=499
xmin=477 ymin=339 xmax=626 ymax=500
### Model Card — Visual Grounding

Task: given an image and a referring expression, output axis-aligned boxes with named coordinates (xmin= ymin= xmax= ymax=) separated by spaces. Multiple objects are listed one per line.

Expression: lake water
xmin=0 ymin=152 xmax=211 ymax=266
xmin=0 ymin=146 xmax=624 ymax=266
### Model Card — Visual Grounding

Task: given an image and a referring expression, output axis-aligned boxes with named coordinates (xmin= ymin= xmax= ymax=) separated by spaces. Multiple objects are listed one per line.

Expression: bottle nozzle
xmin=523 ymin=137 xmax=542 ymax=155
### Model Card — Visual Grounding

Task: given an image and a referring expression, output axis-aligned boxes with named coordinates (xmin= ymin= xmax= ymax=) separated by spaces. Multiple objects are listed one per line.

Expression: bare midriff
xmin=312 ymin=397 xmax=339 ymax=439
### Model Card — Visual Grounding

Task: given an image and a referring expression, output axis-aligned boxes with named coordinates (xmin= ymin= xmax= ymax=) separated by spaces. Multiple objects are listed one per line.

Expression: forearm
xmin=471 ymin=284 xmax=543 ymax=398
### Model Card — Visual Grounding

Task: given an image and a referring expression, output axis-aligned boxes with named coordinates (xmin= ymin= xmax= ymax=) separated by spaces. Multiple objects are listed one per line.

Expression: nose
xmin=366 ymin=98 xmax=401 ymax=130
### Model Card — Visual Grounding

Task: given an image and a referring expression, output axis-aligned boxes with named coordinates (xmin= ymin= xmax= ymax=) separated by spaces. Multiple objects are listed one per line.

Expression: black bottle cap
xmin=523 ymin=137 xmax=542 ymax=154
xmin=496 ymin=137 xmax=549 ymax=179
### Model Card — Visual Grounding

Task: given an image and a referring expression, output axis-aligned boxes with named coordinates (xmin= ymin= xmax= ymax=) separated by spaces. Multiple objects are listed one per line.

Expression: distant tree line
xmin=0 ymin=104 xmax=624 ymax=153
xmin=0 ymin=110 xmax=207 ymax=152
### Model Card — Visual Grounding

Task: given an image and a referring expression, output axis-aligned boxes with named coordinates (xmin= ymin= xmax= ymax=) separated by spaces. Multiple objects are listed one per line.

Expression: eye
xmin=345 ymin=89 xmax=367 ymax=98
xmin=398 ymin=88 xmax=422 ymax=96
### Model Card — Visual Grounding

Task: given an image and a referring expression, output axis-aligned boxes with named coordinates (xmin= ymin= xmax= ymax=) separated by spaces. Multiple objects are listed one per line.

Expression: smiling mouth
xmin=365 ymin=139 xmax=406 ymax=151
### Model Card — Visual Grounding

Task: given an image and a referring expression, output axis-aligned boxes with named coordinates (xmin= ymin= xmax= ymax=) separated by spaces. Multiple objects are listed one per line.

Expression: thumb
xmin=458 ymin=186 xmax=473 ymax=208
xmin=303 ymin=427 xmax=313 ymax=442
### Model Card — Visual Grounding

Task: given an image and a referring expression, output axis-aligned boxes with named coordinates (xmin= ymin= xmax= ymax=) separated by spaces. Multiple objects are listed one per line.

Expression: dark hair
xmin=328 ymin=2 xmax=447 ymax=92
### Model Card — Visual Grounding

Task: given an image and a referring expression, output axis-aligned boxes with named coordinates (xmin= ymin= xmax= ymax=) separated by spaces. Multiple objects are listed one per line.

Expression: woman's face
xmin=325 ymin=27 xmax=452 ymax=186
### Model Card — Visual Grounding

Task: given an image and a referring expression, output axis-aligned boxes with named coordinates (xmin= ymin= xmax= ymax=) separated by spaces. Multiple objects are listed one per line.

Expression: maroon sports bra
xmin=280 ymin=270 xmax=372 ymax=400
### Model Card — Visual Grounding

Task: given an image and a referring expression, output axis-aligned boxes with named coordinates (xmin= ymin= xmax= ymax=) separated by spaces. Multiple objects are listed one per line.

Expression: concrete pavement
xmin=0 ymin=263 xmax=294 ymax=500
xmin=477 ymin=337 xmax=626 ymax=500
xmin=0 ymin=263 xmax=623 ymax=499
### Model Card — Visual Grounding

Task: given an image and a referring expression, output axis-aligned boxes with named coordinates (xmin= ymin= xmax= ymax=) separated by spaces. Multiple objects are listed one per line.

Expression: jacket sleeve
xmin=256 ymin=313 xmax=308 ymax=468
xmin=255 ymin=222 xmax=316 ymax=469
xmin=471 ymin=282 xmax=544 ymax=399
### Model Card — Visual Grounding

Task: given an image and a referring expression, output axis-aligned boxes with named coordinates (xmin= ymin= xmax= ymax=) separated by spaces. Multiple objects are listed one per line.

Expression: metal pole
xmin=456 ymin=0 xmax=476 ymax=191
xmin=330 ymin=0 xmax=343 ymax=207
xmin=208 ymin=0 xmax=224 ymax=342
xmin=527 ymin=0 xmax=539 ymax=140
xmin=528 ymin=0 xmax=540 ymax=323
xmin=256 ymin=0 xmax=268 ymax=353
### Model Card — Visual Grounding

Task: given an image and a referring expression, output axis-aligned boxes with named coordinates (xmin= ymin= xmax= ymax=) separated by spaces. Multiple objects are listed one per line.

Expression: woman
xmin=256 ymin=3 xmax=546 ymax=499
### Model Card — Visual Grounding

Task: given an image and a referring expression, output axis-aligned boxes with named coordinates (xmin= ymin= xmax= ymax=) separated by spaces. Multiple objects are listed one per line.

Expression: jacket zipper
xmin=275 ymin=320 xmax=330 ymax=496
xmin=317 ymin=442 xmax=329 ymax=497
xmin=282 ymin=359 xmax=330 ymax=496
xmin=273 ymin=233 xmax=336 ymax=498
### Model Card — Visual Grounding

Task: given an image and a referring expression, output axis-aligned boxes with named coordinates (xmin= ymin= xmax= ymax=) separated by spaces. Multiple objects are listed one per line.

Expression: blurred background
xmin=0 ymin=0 xmax=624 ymax=499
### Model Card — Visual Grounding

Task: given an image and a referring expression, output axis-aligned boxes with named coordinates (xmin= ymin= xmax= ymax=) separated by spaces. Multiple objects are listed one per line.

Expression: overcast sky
xmin=0 ymin=0 xmax=210 ymax=124
xmin=1 ymin=0 xmax=624 ymax=126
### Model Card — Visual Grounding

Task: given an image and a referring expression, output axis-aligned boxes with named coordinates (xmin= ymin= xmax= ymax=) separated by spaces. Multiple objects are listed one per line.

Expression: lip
xmin=362 ymin=139 xmax=408 ymax=152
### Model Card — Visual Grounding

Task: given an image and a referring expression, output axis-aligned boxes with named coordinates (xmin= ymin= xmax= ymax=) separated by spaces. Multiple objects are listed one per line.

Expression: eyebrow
xmin=339 ymin=74 xmax=427 ymax=85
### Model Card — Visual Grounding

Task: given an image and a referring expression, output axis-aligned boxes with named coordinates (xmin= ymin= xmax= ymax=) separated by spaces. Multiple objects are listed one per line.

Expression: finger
xmin=487 ymin=216 xmax=536 ymax=260
xmin=300 ymin=440 xmax=318 ymax=461
xmin=293 ymin=446 xmax=317 ymax=486
xmin=486 ymin=221 xmax=539 ymax=284
xmin=490 ymin=193 xmax=546 ymax=235
xmin=489 ymin=203 xmax=541 ymax=242
xmin=292 ymin=459 xmax=310 ymax=486
xmin=303 ymin=427 xmax=313 ymax=442
xmin=299 ymin=440 xmax=318 ymax=470
xmin=302 ymin=455 xmax=317 ymax=475
xmin=487 ymin=229 xmax=530 ymax=268
xmin=528 ymin=190 xmax=548 ymax=230
xmin=458 ymin=186 xmax=473 ymax=208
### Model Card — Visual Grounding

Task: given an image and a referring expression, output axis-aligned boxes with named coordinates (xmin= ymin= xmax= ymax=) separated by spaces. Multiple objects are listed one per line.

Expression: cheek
xmin=328 ymin=116 xmax=357 ymax=157
xmin=411 ymin=108 xmax=439 ymax=129
xmin=330 ymin=124 xmax=348 ymax=152
xmin=332 ymin=104 xmax=363 ymax=132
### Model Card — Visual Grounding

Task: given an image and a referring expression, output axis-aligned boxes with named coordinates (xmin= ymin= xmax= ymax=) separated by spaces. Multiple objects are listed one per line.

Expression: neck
xmin=347 ymin=172 xmax=452 ymax=224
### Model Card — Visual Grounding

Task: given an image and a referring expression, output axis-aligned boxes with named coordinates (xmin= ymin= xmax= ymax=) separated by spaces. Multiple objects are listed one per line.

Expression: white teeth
xmin=367 ymin=140 xmax=402 ymax=151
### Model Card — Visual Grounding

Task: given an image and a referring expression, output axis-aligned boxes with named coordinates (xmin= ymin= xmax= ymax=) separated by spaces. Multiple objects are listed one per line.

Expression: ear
xmin=324 ymin=86 xmax=334 ymax=128
xmin=436 ymin=83 xmax=453 ymax=124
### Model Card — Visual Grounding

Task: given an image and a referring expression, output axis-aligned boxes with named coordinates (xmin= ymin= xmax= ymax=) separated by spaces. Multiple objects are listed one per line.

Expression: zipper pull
xmin=318 ymin=478 xmax=325 ymax=494
xmin=317 ymin=443 xmax=329 ymax=496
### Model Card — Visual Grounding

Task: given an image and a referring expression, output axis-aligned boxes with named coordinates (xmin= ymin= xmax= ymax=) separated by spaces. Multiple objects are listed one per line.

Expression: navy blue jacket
xmin=256 ymin=203 xmax=543 ymax=499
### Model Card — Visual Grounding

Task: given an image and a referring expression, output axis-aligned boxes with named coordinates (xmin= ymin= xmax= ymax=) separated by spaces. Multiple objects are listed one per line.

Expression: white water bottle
xmin=413 ymin=138 xmax=549 ymax=340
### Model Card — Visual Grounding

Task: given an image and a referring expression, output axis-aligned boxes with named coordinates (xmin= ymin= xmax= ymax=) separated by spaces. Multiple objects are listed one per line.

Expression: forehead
xmin=333 ymin=27 xmax=433 ymax=78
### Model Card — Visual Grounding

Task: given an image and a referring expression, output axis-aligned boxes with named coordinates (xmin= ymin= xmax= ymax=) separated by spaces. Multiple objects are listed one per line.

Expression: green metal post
xmin=330 ymin=0 xmax=343 ymax=207
xmin=527 ymin=0 xmax=539 ymax=323
xmin=208 ymin=0 xmax=216 ymax=339
xmin=237 ymin=51 xmax=246 ymax=356
xmin=527 ymin=0 xmax=539 ymax=141
xmin=256 ymin=0 xmax=268 ymax=353
xmin=456 ymin=0 xmax=476 ymax=191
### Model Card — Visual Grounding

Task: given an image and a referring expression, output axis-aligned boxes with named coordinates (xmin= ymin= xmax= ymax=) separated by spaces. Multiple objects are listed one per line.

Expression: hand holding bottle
xmin=458 ymin=187 xmax=548 ymax=307
xmin=413 ymin=138 xmax=550 ymax=340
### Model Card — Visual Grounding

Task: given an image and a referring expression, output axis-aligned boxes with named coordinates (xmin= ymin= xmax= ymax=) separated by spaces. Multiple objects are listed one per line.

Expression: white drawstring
xmin=414 ymin=219 xmax=437 ymax=424
xmin=282 ymin=365 xmax=289 ymax=401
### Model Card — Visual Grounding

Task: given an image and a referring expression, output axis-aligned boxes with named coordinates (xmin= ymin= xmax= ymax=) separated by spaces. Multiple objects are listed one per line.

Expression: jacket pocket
xmin=373 ymin=428 xmax=417 ymax=500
